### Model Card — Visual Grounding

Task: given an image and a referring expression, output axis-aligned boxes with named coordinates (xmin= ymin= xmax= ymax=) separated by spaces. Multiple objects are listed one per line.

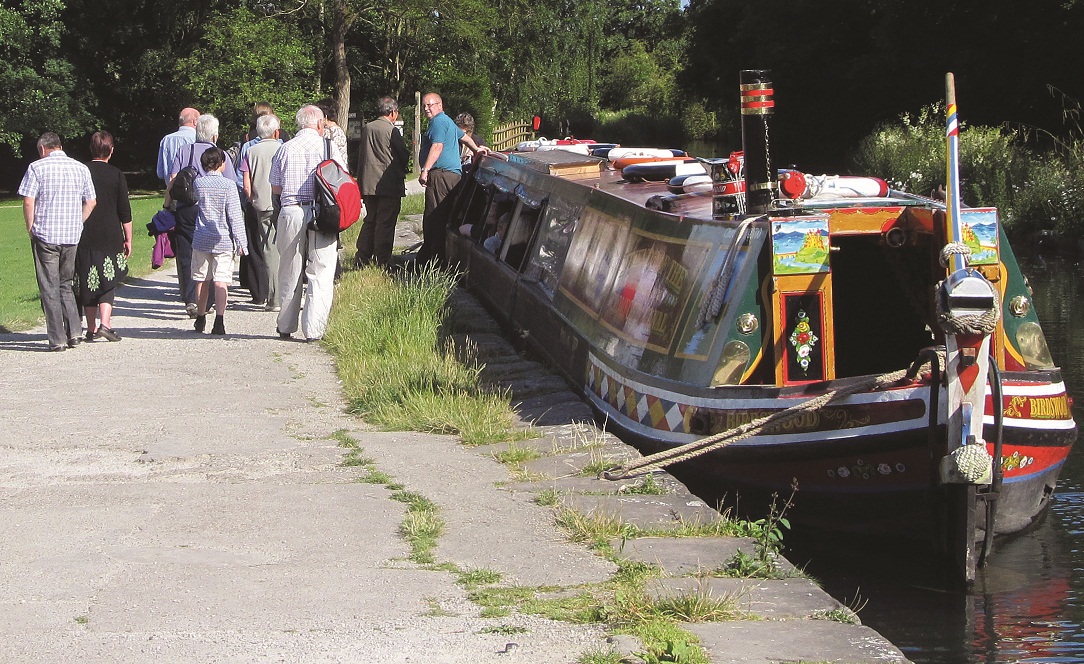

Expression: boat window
xmin=476 ymin=191 xmax=517 ymax=249
xmin=525 ymin=199 xmax=582 ymax=296
xmin=451 ymin=176 xmax=491 ymax=244
xmin=475 ymin=167 xmax=496 ymax=188
xmin=500 ymin=198 xmax=546 ymax=272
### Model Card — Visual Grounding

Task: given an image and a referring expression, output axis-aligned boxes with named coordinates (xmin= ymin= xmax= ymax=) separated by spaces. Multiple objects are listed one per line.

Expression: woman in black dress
xmin=76 ymin=131 xmax=132 ymax=341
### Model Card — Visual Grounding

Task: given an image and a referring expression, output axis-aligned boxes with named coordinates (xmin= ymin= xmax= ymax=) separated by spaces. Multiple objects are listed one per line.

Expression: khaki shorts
xmin=191 ymin=249 xmax=235 ymax=283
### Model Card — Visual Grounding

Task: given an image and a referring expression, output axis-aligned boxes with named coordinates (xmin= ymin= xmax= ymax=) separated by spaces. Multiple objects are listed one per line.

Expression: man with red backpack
xmin=269 ymin=104 xmax=348 ymax=342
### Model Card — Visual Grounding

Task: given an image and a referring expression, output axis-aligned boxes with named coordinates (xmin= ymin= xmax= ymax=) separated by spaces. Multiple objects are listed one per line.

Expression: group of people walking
xmin=18 ymin=131 xmax=131 ymax=351
xmin=20 ymin=92 xmax=488 ymax=351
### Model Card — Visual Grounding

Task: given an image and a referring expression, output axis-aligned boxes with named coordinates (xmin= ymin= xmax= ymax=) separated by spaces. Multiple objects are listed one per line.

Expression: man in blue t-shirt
xmin=416 ymin=93 xmax=487 ymax=267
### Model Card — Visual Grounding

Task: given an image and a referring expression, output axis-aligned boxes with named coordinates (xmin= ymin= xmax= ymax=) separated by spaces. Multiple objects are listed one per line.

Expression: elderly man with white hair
xmin=240 ymin=113 xmax=283 ymax=310
xmin=269 ymin=104 xmax=348 ymax=342
xmin=165 ymin=113 xmax=239 ymax=317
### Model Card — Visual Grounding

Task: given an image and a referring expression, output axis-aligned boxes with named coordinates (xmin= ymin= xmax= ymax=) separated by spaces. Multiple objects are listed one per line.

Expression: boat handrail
xmin=696 ymin=216 xmax=762 ymax=328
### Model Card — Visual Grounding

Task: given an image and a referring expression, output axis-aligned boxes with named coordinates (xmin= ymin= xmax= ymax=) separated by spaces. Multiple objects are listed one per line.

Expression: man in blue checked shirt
xmin=19 ymin=132 xmax=97 ymax=352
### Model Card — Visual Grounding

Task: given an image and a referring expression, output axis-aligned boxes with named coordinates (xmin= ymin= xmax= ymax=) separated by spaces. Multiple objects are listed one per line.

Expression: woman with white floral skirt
xmin=75 ymin=131 xmax=132 ymax=342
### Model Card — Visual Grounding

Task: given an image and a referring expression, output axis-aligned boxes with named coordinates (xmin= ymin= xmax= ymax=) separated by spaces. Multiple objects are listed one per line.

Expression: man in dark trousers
xmin=355 ymin=96 xmax=409 ymax=269
xmin=416 ymin=93 xmax=487 ymax=267
xmin=18 ymin=132 xmax=97 ymax=351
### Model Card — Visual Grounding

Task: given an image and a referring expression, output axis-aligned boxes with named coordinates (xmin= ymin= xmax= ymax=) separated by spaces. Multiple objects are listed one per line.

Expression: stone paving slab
xmin=523 ymin=447 xmax=640 ymax=479
xmin=685 ymin=620 xmax=907 ymax=664
xmin=0 ymin=267 xmax=610 ymax=663
xmin=610 ymin=536 xmax=755 ymax=575
xmin=646 ymin=577 xmax=845 ymax=619
xmin=558 ymin=494 xmax=724 ymax=531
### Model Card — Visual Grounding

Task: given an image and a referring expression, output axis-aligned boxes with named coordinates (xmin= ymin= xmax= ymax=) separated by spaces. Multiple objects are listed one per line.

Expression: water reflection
xmin=787 ymin=246 xmax=1084 ymax=663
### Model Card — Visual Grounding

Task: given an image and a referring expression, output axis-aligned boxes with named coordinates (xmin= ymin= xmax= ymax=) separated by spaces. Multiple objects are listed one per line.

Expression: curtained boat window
xmin=525 ymin=198 xmax=583 ymax=296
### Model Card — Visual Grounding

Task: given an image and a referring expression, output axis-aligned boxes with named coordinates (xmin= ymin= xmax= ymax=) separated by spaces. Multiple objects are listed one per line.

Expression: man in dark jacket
xmin=355 ymin=96 xmax=409 ymax=268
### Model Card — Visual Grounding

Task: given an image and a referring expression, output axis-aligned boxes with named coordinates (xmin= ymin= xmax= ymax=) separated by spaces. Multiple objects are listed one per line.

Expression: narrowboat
xmin=443 ymin=71 xmax=1076 ymax=583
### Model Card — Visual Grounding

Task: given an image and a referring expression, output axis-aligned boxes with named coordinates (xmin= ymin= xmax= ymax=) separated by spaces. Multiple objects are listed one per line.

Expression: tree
xmin=173 ymin=7 xmax=316 ymax=140
xmin=0 ymin=0 xmax=94 ymax=156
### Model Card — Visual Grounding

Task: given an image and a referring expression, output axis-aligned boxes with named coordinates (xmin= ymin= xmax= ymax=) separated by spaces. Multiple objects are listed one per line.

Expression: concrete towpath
xmin=0 ymin=264 xmax=613 ymax=662
xmin=0 ymin=240 xmax=910 ymax=663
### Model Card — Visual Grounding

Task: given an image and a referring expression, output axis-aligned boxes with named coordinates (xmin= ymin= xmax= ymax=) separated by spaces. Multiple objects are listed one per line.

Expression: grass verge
xmin=324 ymin=264 xmax=519 ymax=446
xmin=0 ymin=194 xmax=161 ymax=331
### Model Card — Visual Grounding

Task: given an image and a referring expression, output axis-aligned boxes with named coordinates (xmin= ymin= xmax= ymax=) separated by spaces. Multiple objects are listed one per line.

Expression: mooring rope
xmin=601 ymin=354 xmax=940 ymax=481
xmin=934 ymin=241 xmax=1002 ymax=336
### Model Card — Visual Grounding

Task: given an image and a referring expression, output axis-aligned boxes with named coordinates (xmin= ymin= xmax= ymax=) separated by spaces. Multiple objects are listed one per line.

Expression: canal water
xmin=789 ymin=245 xmax=1084 ymax=663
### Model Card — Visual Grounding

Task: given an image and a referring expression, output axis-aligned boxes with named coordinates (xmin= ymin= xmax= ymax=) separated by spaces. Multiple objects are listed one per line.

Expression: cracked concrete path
xmin=0 ymin=265 xmax=610 ymax=663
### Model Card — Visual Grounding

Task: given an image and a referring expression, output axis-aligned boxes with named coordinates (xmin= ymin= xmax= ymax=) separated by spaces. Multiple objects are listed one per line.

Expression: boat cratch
xmin=443 ymin=70 xmax=1077 ymax=583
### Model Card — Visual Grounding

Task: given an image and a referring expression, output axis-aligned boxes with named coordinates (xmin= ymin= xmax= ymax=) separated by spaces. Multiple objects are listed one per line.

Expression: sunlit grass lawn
xmin=0 ymin=193 xmax=162 ymax=332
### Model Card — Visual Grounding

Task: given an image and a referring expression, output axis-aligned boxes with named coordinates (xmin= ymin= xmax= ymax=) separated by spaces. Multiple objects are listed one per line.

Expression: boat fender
xmin=940 ymin=441 xmax=993 ymax=484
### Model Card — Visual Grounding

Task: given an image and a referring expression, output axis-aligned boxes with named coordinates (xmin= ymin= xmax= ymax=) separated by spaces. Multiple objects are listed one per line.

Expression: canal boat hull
xmin=442 ymin=71 xmax=1077 ymax=578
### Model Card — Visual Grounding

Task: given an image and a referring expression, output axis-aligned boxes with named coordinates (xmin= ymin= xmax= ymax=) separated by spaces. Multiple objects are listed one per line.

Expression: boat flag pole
xmin=945 ymin=74 xmax=966 ymax=273
xmin=937 ymin=73 xmax=1000 ymax=585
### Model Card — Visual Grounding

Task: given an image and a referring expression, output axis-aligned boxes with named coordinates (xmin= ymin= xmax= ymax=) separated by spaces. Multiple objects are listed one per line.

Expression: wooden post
xmin=414 ymin=90 xmax=421 ymax=176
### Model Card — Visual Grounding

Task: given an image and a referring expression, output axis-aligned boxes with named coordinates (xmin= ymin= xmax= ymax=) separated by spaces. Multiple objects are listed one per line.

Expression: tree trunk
xmin=331 ymin=0 xmax=353 ymax=136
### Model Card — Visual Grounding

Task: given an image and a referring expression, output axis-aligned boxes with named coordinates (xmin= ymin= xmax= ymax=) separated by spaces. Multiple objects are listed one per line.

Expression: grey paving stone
xmin=685 ymin=620 xmax=908 ymax=664
xmin=610 ymin=536 xmax=754 ymax=575
xmin=646 ymin=577 xmax=844 ymax=619
xmin=559 ymin=494 xmax=723 ymax=531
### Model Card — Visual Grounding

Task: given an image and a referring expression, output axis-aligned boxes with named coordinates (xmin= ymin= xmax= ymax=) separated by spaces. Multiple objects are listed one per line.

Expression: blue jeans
xmin=31 ymin=237 xmax=81 ymax=347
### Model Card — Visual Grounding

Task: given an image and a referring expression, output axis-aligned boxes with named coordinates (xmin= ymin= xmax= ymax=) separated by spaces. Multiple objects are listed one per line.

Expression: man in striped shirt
xmin=269 ymin=104 xmax=348 ymax=342
xmin=19 ymin=132 xmax=97 ymax=352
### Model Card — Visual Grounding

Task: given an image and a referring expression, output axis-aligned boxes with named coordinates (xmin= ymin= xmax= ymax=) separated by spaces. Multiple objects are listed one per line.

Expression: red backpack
xmin=311 ymin=139 xmax=362 ymax=234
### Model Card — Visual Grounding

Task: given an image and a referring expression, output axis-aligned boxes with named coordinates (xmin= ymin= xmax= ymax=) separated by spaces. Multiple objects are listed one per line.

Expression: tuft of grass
xmin=330 ymin=429 xmax=359 ymax=448
xmin=393 ymin=489 xmax=445 ymax=564
xmin=617 ymin=474 xmax=669 ymax=495
xmin=400 ymin=192 xmax=425 ymax=216
xmin=478 ymin=624 xmax=528 ymax=635
xmin=813 ymin=593 xmax=867 ymax=625
xmin=356 ymin=469 xmax=395 ymax=485
xmin=458 ymin=568 xmax=503 ymax=590
xmin=536 ymin=488 xmax=561 ymax=507
xmin=494 ymin=442 xmax=542 ymax=466
xmin=650 ymin=586 xmax=744 ymax=623
xmin=553 ymin=507 xmax=637 ymax=549
xmin=578 ymin=650 xmax=623 ymax=664
xmin=813 ymin=607 xmax=860 ymax=625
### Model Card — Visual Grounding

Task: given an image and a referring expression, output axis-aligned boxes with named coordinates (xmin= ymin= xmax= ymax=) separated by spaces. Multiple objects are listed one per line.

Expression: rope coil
xmin=939 ymin=241 xmax=972 ymax=268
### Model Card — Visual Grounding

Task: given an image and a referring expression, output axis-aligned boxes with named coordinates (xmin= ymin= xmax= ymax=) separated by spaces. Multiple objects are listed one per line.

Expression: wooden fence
xmin=490 ymin=120 xmax=535 ymax=152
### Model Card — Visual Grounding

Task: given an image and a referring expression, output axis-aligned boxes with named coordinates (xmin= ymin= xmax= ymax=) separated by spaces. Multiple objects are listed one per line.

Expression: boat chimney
xmin=739 ymin=69 xmax=776 ymax=214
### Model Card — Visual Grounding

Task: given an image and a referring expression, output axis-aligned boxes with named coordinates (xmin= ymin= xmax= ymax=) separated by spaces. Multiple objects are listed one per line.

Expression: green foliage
xmin=599 ymin=42 xmax=676 ymax=115
xmin=850 ymin=104 xmax=1084 ymax=235
xmin=715 ymin=490 xmax=793 ymax=579
xmin=173 ymin=7 xmax=315 ymax=140
xmin=0 ymin=0 xmax=95 ymax=155
xmin=595 ymin=110 xmax=684 ymax=148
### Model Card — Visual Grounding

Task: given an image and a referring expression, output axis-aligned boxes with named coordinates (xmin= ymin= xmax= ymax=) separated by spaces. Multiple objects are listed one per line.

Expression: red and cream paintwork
xmin=584 ymin=350 xmax=1073 ymax=536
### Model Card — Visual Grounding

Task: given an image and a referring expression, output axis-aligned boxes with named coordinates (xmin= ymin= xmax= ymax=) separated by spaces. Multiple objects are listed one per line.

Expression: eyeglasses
xmin=423 ymin=102 xmax=441 ymax=108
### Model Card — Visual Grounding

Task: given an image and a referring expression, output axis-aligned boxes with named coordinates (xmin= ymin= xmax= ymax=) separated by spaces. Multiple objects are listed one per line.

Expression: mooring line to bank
xmin=601 ymin=352 xmax=943 ymax=481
